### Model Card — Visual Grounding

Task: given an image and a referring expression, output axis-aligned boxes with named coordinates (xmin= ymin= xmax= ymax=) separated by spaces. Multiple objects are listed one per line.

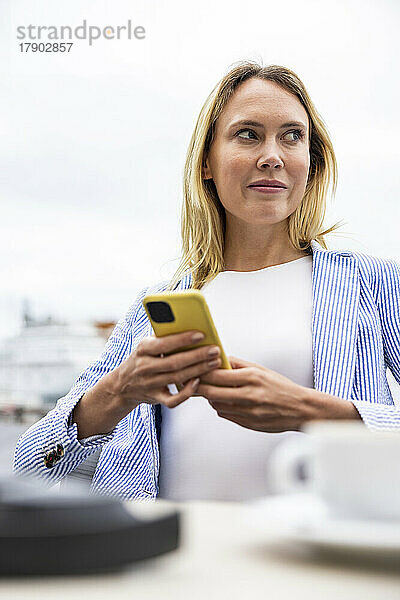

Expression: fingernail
xmin=192 ymin=378 xmax=200 ymax=390
xmin=192 ymin=332 xmax=204 ymax=342
xmin=208 ymin=358 xmax=220 ymax=368
xmin=208 ymin=346 xmax=219 ymax=357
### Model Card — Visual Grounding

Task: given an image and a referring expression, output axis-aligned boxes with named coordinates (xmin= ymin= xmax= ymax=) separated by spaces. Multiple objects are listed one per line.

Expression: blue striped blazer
xmin=13 ymin=240 xmax=400 ymax=500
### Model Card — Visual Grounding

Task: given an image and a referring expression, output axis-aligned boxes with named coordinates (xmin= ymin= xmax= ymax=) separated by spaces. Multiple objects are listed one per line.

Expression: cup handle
xmin=268 ymin=436 xmax=312 ymax=495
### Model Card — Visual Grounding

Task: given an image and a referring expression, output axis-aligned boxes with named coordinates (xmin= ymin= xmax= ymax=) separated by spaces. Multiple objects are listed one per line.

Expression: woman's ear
xmin=202 ymin=157 xmax=212 ymax=180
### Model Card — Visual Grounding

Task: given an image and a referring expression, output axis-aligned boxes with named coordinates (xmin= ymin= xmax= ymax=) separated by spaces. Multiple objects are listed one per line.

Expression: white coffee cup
xmin=269 ymin=420 xmax=400 ymax=521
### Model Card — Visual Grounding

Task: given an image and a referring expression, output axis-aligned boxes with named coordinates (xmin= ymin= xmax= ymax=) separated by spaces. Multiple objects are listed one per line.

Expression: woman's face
xmin=203 ymin=77 xmax=311 ymax=228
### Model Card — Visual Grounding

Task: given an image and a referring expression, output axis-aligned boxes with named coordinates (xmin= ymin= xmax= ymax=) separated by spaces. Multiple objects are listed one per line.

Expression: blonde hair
xmin=165 ymin=60 xmax=345 ymax=291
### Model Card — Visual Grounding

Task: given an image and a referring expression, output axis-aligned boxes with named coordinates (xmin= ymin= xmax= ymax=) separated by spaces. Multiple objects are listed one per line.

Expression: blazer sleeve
xmin=13 ymin=285 xmax=150 ymax=484
xmin=352 ymin=258 xmax=400 ymax=430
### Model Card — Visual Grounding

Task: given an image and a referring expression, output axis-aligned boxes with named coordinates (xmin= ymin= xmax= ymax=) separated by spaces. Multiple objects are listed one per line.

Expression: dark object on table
xmin=0 ymin=476 xmax=179 ymax=576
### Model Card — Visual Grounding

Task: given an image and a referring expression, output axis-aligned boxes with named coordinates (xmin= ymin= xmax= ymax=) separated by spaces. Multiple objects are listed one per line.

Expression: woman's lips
xmin=248 ymin=186 xmax=286 ymax=194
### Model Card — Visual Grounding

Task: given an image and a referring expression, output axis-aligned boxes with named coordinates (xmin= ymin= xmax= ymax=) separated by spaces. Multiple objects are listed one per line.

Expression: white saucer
xmin=249 ymin=493 xmax=400 ymax=559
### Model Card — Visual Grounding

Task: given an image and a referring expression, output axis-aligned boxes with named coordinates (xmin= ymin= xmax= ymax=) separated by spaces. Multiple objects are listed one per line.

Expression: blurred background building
xmin=0 ymin=299 xmax=114 ymax=422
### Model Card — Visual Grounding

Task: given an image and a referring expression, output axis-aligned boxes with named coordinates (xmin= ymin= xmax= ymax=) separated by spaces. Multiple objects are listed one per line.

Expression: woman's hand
xmin=73 ymin=330 xmax=223 ymax=438
xmin=115 ymin=330 xmax=222 ymax=409
xmin=193 ymin=356 xmax=314 ymax=433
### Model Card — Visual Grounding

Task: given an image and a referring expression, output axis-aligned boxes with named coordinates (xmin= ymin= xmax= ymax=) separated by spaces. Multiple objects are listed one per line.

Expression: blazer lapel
xmin=310 ymin=240 xmax=359 ymax=400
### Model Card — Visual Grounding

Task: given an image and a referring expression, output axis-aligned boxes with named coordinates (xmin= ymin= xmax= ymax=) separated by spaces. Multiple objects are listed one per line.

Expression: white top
xmin=158 ymin=254 xmax=314 ymax=501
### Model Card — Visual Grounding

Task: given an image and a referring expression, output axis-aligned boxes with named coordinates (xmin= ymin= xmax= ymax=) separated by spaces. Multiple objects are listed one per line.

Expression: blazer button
xmin=56 ymin=443 xmax=64 ymax=458
xmin=43 ymin=442 xmax=64 ymax=468
xmin=44 ymin=453 xmax=54 ymax=468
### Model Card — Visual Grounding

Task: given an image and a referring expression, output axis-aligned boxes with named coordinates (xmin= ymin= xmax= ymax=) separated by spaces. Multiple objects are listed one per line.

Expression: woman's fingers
xmin=118 ymin=330 xmax=222 ymax=410
xmin=141 ymin=330 xmax=205 ymax=362
xmin=160 ymin=377 xmax=200 ymax=408
xmin=152 ymin=355 xmax=221 ymax=389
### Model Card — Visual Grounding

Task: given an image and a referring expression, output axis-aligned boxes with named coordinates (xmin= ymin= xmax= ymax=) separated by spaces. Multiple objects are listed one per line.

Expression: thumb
xmin=228 ymin=355 xmax=257 ymax=369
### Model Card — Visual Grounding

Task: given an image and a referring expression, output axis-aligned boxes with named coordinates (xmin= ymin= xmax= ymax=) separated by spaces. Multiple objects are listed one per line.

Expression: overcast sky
xmin=1 ymin=0 xmax=399 ymax=343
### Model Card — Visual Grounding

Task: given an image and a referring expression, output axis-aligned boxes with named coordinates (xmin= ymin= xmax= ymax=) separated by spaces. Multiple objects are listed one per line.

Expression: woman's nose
xmin=257 ymin=141 xmax=284 ymax=169
xmin=257 ymin=153 xmax=284 ymax=169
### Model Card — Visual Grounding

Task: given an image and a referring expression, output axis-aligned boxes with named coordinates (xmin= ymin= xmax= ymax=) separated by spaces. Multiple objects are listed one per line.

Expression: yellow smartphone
xmin=142 ymin=290 xmax=232 ymax=372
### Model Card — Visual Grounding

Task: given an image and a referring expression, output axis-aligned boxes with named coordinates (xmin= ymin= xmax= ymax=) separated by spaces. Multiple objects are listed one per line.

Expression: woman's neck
xmin=222 ymin=247 xmax=310 ymax=272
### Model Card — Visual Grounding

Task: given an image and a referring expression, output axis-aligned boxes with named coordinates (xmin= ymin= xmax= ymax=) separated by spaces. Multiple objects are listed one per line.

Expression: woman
xmin=14 ymin=61 xmax=400 ymax=501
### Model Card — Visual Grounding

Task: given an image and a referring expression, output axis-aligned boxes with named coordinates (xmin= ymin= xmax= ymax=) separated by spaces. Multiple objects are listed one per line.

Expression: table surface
xmin=1 ymin=499 xmax=399 ymax=600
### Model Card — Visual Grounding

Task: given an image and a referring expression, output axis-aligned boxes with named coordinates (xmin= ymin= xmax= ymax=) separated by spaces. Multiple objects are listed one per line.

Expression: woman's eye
xmin=283 ymin=129 xmax=304 ymax=142
xmin=236 ymin=128 xmax=257 ymax=140
xmin=236 ymin=128 xmax=305 ymax=142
